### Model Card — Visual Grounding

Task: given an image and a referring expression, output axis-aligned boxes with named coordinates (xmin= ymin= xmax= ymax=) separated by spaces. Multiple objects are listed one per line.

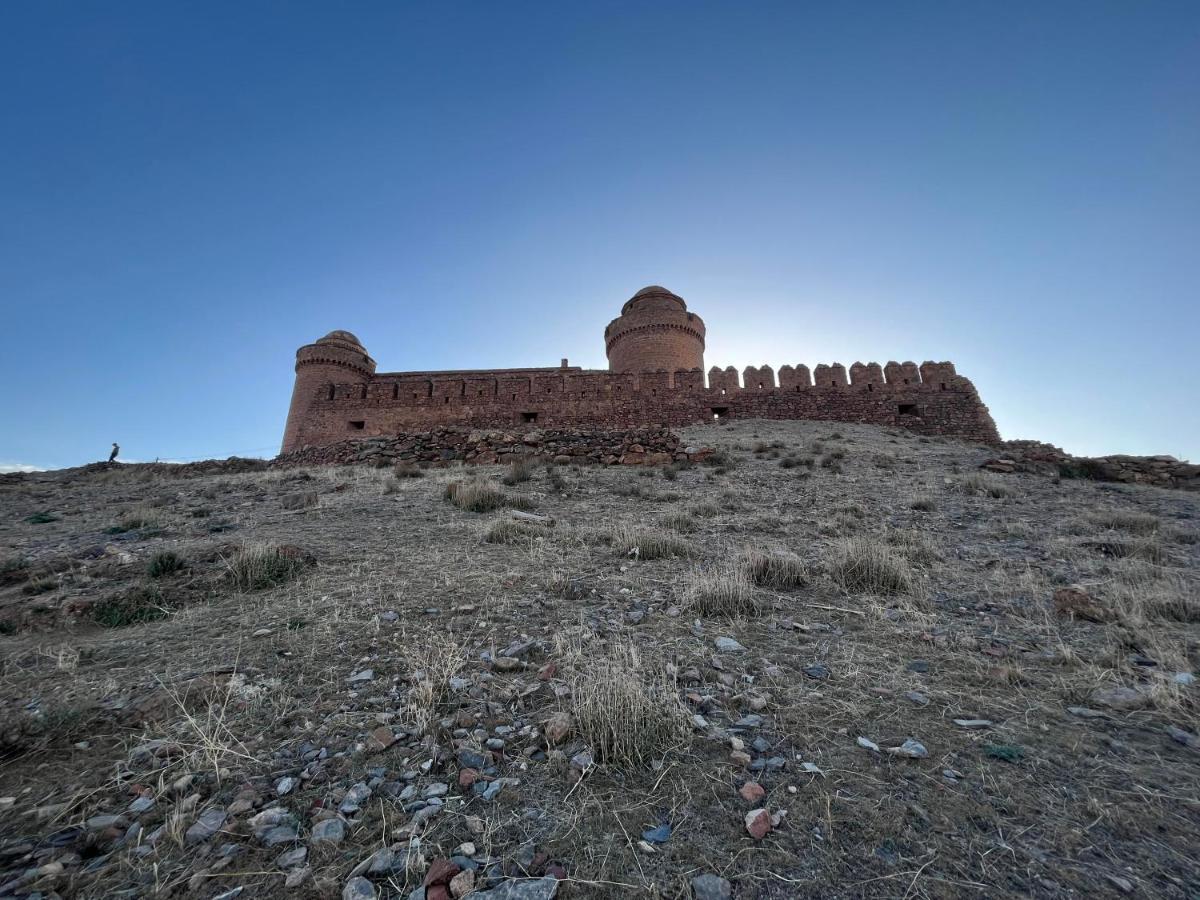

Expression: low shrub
xmin=741 ymin=548 xmax=807 ymax=589
xmin=226 ymin=543 xmax=312 ymax=590
xmin=444 ymin=479 xmax=533 ymax=513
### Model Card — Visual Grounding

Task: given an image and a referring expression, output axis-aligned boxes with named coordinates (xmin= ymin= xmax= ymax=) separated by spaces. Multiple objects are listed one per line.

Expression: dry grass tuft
xmin=1089 ymin=509 xmax=1161 ymax=535
xmin=501 ymin=457 xmax=536 ymax=485
xmin=684 ymin=566 xmax=760 ymax=616
xmin=952 ymin=472 xmax=1013 ymax=498
xmin=829 ymin=537 xmax=914 ymax=595
xmin=566 ymin=638 xmax=691 ymax=766
xmin=741 ymin=548 xmax=807 ymax=589
xmin=483 ymin=518 xmax=544 ymax=545
xmin=393 ymin=461 xmax=425 ymax=479
xmin=225 ymin=543 xmax=311 ymax=591
xmin=444 ymin=479 xmax=534 ymax=513
xmin=608 ymin=525 xmax=691 ymax=560
xmin=401 ymin=632 xmax=467 ymax=733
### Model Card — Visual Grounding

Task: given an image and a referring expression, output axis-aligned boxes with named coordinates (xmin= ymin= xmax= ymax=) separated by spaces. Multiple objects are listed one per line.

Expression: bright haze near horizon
xmin=1 ymin=2 xmax=1197 ymax=472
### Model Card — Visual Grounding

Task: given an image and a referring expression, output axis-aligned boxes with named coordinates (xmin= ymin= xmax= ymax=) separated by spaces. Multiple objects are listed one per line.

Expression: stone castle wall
xmin=282 ymin=360 xmax=998 ymax=452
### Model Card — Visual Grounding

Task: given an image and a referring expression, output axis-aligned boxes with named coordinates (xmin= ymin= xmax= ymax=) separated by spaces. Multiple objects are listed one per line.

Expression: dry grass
xmin=828 ymin=536 xmax=914 ymax=594
xmin=608 ymin=524 xmax=692 ymax=560
xmin=952 ymin=472 xmax=1013 ymax=498
xmin=683 ymin=566 xmax=761 ymax=617
xmin=401 ymin=631 xmax=467 ymax=733
xmin=740 ymin=547 xmax=807 ymax=589
xmin=1089 ymin=509 xmax=1161 ymax=535
xmin=483 ymin=518 xmax=544 ymax=545
xmin=393 ymin=461 xmax=425 ymax=479
xmin=566 ymin=637 xmax=691 ymax=767
xmin=224 ymin=543 xmax=310 ymax=591
xmin=444 ymin=479 xmax=534 ymax=513
xmin=501 ymin=458 xmax=536 ymax=485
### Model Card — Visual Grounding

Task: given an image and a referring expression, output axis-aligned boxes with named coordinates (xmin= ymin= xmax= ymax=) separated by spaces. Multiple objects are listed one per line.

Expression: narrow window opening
xmin=348 ymin=420 xmax=365 ymax=431
xmin=898 ymin=403 xmax=917 ymax=416
xmin=444 ymin=397 xmax=449 ymax=405
xmin=521 ymin=411 xmax=538 ymax=423
xmin=868 ymin=384 xmax=874 ymax=392
xmin=711 ymin=406 xmax=729 ymax=420
xmin=720 ymin=388 xmax=727 ymax=396
xmin=327 ymin=385 xmax=336 ymax=400
xmin=758 ymin=382 xmax=764 ymax=389
xmin=412 ymin=393 xmax=418 ymax=401
xmin=940 ymin=383 xmax=947 ymax=391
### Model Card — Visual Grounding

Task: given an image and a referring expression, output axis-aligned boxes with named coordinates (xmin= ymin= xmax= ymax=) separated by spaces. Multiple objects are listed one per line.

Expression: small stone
xmin=904 ymin=691 xmax=930 ymax=706
xmin=343 ymin=875 xmax=376 ymax=900
xmin=691 ymin=873 xmax=733 ymax=900
xmin=340 ymin=782 xmax=372 ymax=813
xmin=348 ymin=669 xmax=374 ymax=684
xmin=261 ymin=824 xmax=300 ymax=847
xmin=886 ymin=738 xmax=928 ymax=759
xmin=185 ymin=807 xmax=226 ymax=845
xmin=86 ymin=814 xmax=123 ymax=832
xmin=730 ymin=750 xmax=752 ymax=767
xmin=1067 ymin=706 xmax=1106 ymax=718
xmin=276 ymin=777 xmax=298 ymax=796
xmin=733 ymin=715 xmax=763 ymax=729
xmin=907 ymin=659 xmax=930 ymax=673
xmin=311 ymin=818 xmax=346 ymax=845
xmin=1092 ymin=686 xmax=1151 ymax=711
xmin=803 ymin=664 xmax=830 ymax=680
xmin=1106 ymin=875 xmax=1134 ymax=893
xmin=276 ymin=846 xmax=308 ymax=868
xmin=1053 ymin=586 xmax=1108 ymax=622
xmin=856 ymin=736 xmax=880 ymax=751
xmin=1165 ymin=725 xmax=1200 ymax=749
xmin=544 ymin=712 xmax=571 ymax=745
xmin=715 ymin=637 xmax=746 ymax=653
xmin=423 ymin=783 xmax=449 ymax=799
xmin=953 ymin=719 xmax=993 ymax=729
xmin=128 ymin=796 xmax=154 ymax=815
xmin=253 ymin=627 xmax=273 ymax=637
xmin=369 ymin=727 xmax=398 ymax=752
xmin=744 ymin=808 xmax=771 ymax=840
xmin=1174 ymin=672 xmax=1196 ymax=686
xmin=285 ymin=866 xmax=312 ymax=888
xmin=493 ymin=657 xmax=522 ymax=672
xmin=450 ymin=869 xmax=476 ymax=898
xmin=570 ymin=750 xmax=593 ymax=771
xmin=738 ymin=782 xmax=766 ymax=804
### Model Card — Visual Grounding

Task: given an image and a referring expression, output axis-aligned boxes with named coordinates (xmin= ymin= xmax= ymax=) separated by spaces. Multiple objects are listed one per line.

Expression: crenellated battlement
xmin=281 ymin=287 xmax=999 ymax=452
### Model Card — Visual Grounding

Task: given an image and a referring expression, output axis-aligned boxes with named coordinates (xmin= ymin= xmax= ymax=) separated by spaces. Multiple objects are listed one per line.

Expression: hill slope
xmin=1 ymin=419 xmax=1198 ymax=899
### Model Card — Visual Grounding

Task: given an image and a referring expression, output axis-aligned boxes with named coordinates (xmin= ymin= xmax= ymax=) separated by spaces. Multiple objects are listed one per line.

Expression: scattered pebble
xmin=715 ymin=637 xmax=746 ymax=653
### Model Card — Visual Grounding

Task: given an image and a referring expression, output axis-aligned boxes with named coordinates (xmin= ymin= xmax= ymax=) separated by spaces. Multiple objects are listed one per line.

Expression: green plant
xmin=24 ymin=511 xmax=58 ymax=524
xmin=147 ymin=551 xmax=184 ymax=578
xmin=93 ymin=585 xmax=169 ymax=627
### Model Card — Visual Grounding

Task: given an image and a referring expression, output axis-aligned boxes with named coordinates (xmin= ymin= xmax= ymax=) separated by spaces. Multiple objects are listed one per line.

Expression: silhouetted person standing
xmin=108 ymin=442 xmax=119 ymax=463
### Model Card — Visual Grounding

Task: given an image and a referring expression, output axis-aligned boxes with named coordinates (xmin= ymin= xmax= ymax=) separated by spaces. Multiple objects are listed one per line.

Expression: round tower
xmin=281 ymin=330 xmax=376 ymax=453
xmin=604 ymin=286 xmax=706 ymax=373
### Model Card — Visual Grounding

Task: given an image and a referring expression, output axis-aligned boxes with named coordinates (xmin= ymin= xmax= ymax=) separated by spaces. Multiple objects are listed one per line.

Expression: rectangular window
xmin=349 ymin=420 xmax=365 ymax=430
xmin=521 ymin=411 xmax=538 ymax=423
xmin=897 ymin=404 xmax=917 ymax=416
xmin=711 ymin=406 xmax=729 ymax=420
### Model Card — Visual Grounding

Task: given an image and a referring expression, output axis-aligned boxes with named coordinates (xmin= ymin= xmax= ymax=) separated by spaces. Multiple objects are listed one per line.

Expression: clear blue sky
xmin=2 ymin=1 xmax=1197 ymax=470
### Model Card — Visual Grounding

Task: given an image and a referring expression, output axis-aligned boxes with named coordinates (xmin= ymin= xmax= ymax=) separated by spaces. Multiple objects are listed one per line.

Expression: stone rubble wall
xmin=983 ymin=440 xmax=1199 ymax=492
xmin=275 ymin=426 xmax=705 ymax=468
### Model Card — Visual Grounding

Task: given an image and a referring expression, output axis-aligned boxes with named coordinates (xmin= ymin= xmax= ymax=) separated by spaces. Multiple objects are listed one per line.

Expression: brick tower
xmin=604 ymin=286 xmax=706 ymax=373
xmin=282 ymin=330 xmax=376 ymax=452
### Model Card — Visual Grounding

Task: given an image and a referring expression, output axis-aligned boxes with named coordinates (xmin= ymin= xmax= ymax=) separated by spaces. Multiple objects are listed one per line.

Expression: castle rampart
xmin=281 ymin=287 xmax=999 ymax=452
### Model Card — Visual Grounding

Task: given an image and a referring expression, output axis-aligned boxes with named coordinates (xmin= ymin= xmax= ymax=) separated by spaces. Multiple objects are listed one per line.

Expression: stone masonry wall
xmin=281 ymin=361 xmax=999 ymax=453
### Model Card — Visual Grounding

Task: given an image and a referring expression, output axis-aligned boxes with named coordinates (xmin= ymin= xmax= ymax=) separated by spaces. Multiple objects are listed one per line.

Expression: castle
xmin=281 ymin=286 xmax=999 ymax=453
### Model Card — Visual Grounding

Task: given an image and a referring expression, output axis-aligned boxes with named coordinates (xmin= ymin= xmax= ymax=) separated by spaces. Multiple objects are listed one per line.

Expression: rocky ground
xmin=1 ymin=419 xmax=1198 ymax=899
